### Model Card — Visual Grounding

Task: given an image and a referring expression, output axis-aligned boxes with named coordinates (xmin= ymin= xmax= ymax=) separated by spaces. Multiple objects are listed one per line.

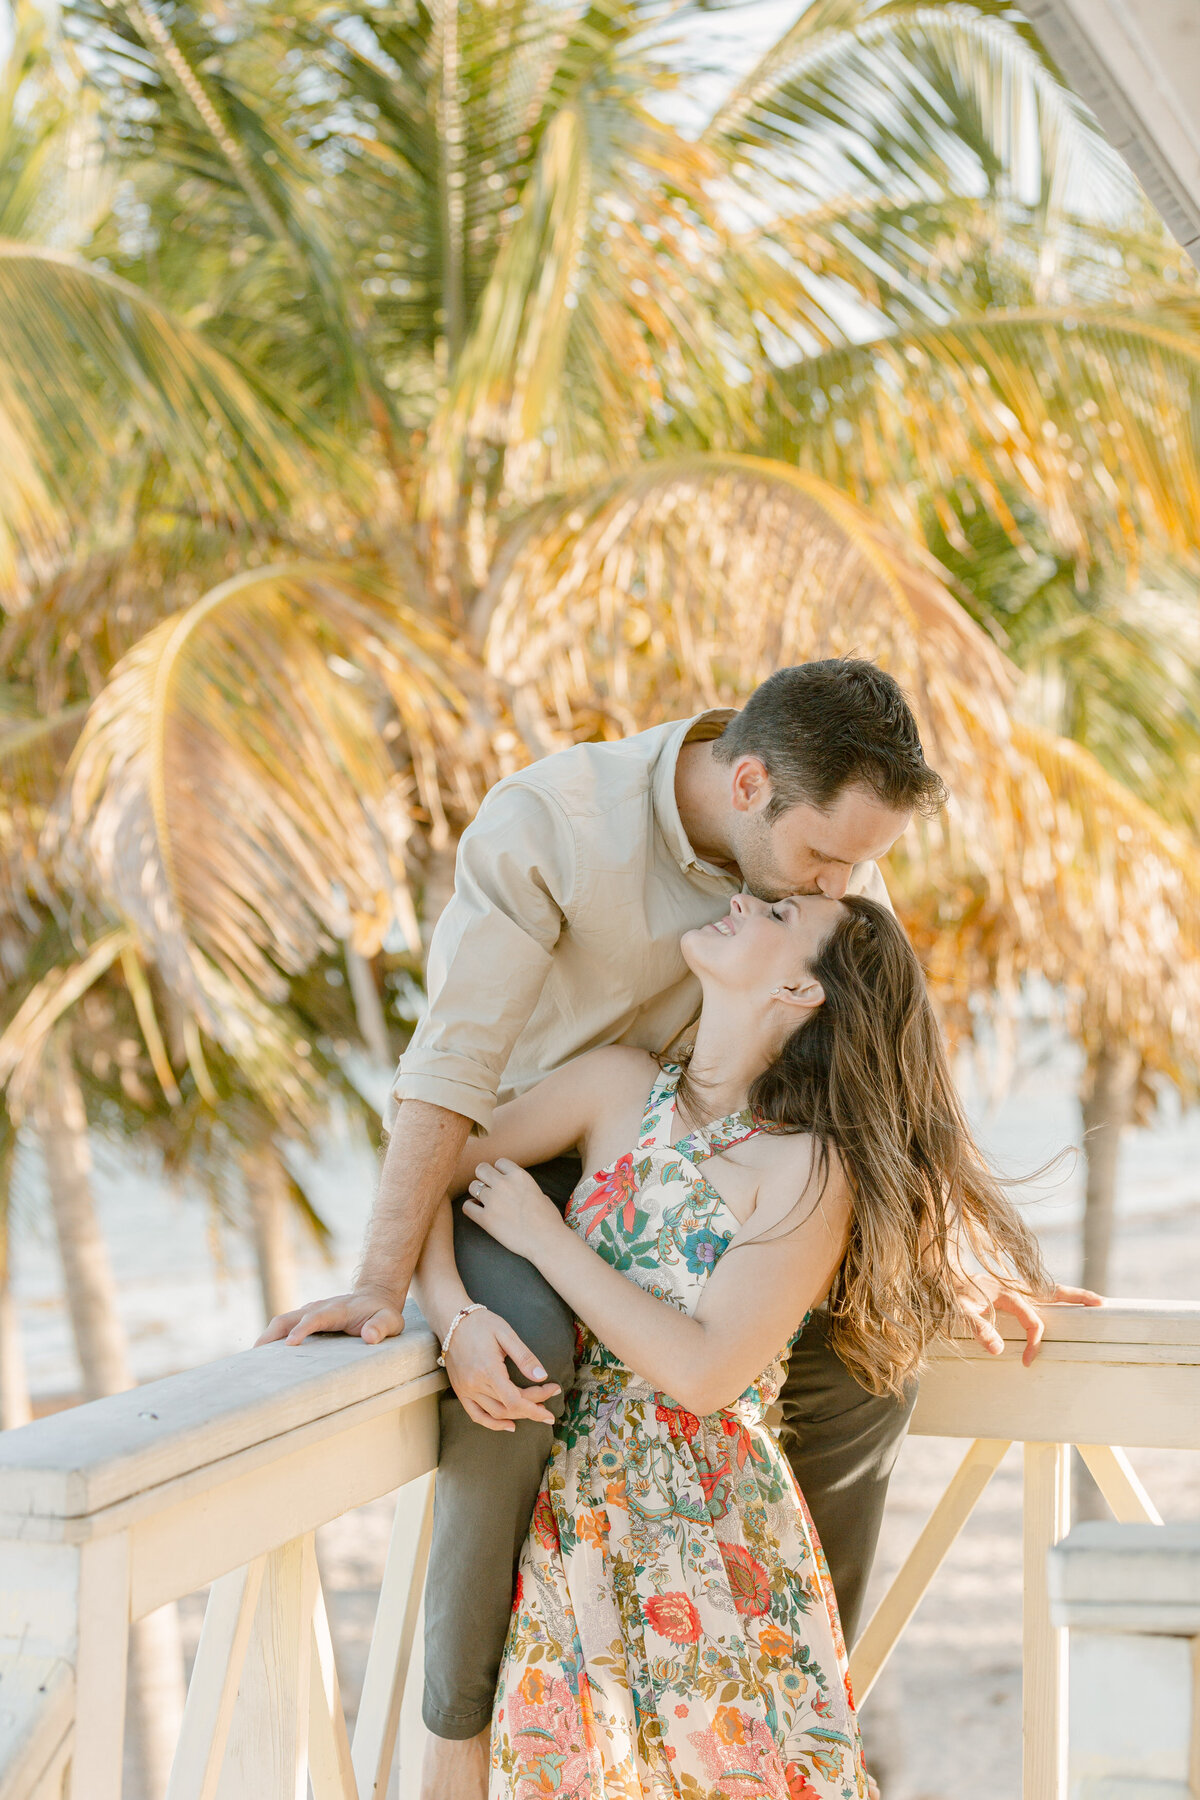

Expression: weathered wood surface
xmin=0 ymin=1310 xmax=441 ymax=1527
xmin=912 ymin=1302 xmax=1200 ymax=1450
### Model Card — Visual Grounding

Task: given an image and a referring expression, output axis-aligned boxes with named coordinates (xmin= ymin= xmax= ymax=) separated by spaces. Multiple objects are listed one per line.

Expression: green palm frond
xmin=50 ymin=561 xmax=487 ymax=1046
xmin=768 ymin=304 xmax=1200 ymax=569
xmin=0 ymin=244 xmax=353 ymax=585
xmin=0 ymin=700 xmax=90 ymax=943
xmin=705 ymin=0 xmax=1130 ymax=217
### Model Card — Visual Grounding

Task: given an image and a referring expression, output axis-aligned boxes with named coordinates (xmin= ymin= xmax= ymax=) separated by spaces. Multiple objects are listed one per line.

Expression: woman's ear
xmin=771 ymin=977 xmax=825 ymax=1011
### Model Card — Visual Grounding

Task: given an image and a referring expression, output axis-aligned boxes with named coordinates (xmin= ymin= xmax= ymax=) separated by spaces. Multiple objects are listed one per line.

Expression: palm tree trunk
xmin=39 ymin=1033 xmax=132 ymax=1402
xmin=345 ymin=946 xmax=391 ymax=1066
xmin=37 ymin=1032 xmax=185 ymax=1798
xmin=0 ymin=1216 xmax=31 ymax=1430
xmin=244 ymin=1143 xmax=296 ymax=1323
xmin=1080 ymin=1042 xmax=1139 ymax=1294
xmin=1074 ymin=1041 xmax=1139 ymax=1523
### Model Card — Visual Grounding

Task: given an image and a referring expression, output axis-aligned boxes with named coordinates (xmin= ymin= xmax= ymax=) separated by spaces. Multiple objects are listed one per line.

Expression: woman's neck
xmin=680 ymin=1005 xmax=775 ymax=1125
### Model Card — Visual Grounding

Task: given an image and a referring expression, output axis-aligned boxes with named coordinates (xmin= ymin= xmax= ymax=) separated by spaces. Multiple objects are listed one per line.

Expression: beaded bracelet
xmin=437 ymin=1301 xmax=487 ymax=1368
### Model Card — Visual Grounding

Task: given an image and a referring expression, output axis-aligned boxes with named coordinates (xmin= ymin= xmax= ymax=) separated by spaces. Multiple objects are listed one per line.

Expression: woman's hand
xmin=443 ymin=1306 xmax=562 ymax=1432
xmin=461 ymin=1157 xmax=566 ymax=1262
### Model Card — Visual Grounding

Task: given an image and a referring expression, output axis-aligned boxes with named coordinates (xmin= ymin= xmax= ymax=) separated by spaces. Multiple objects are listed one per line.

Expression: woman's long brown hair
xmin=680 ymin=895 xmax=1052 ymax=1397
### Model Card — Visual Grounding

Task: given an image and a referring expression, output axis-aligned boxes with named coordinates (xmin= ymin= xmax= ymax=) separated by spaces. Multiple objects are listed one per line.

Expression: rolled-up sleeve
xmin=385 ymin=783 xmax=577 ymax=1134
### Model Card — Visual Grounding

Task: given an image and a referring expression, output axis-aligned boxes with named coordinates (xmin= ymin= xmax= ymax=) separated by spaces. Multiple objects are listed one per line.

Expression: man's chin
xmin=744 ymin=878 xmax=820 ymax=902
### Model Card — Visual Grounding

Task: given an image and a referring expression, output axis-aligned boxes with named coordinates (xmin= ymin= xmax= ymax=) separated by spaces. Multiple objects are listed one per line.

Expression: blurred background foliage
xmin=2 ymin=0 xmax=1200 ymax=1407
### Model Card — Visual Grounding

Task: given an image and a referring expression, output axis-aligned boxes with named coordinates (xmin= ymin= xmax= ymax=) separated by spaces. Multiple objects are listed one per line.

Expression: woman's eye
xmin=770 ymin=906 xmax=783 ymax=921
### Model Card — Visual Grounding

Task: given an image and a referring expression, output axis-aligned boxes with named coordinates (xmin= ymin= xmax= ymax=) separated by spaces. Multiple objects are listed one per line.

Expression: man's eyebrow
xmin=806 ymin=848 xmax=852 ymax=866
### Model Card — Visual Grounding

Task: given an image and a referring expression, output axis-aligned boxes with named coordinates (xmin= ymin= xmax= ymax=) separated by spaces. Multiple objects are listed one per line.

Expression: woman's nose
xmin=730 ymin=893 xmax=747 ymax=914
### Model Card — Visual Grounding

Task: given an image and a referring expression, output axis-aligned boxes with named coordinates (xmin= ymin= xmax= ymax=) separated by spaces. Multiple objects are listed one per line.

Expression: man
xmin=263 ymin=660 xmax=1099 ymax=1795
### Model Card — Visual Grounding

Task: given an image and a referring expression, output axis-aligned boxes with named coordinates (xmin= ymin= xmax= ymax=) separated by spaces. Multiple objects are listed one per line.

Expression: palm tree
xmin=0 ymin=8 xmax=1194 ymax=1757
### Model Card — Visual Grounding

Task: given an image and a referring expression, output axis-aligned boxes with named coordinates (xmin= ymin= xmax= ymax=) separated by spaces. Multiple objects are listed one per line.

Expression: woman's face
xmin=683 ymin=891 xmax=844 ymax=1000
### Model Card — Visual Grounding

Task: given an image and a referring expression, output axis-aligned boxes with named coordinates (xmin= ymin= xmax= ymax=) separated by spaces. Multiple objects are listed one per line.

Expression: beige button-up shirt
xmin=387 ymin=711 xmax=888 ymax=1133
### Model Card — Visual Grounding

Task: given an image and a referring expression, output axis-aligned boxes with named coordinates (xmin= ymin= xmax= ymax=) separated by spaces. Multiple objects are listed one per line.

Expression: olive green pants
xmin=421 ymin=1155 xmax=917 ymax=1739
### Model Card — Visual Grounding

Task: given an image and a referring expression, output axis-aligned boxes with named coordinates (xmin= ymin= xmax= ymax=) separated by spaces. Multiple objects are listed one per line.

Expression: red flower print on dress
xmin=655 ymin=1403 xmax=700 ymax=1440
xmin=570 ymin=1153 xmax=639 ymax=1239
xmin=784 ymin=1763 xmax=823 ymax=1800
xmin=644 ymin=1591 xmax=702 ymax=1645
xmin=531 ymin=1491 xmax=559 ymax=1549
xmin=719 ymin=1542 xmax=771 ymax=1616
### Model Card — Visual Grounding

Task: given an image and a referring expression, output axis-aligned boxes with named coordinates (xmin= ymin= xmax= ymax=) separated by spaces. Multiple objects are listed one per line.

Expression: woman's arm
xmin=411 ymin=1198 xmax=471 ymax=1339
xmin=463 ymin=1147 xmax=850 ymax=1417
xmin=412 ymin=1198 xmax=562 ymax=1432
xmin=445 ymin=1046 xmax=653 ymax=1196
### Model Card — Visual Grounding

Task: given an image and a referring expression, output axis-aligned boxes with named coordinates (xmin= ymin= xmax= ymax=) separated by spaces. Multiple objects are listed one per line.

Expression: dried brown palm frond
xmin=895 ymin=719 xmax=1200 ymax=1084
xmin=0 ymin=522 xmax=257 ymax=713
xmin=0 ymin=696 xmax=89 ymax=969
xmin=48 ymin=561 xmax=491 ymax=1050
xmin=478 ymin=455 xmax=1200 ymax=1084
xmin=478 ymin=454 xmax=1018 ymax=876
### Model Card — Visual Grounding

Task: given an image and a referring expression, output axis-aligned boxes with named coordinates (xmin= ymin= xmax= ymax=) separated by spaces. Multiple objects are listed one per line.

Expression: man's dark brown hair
xmin=713 ymin=659 xmax=947 ymax=819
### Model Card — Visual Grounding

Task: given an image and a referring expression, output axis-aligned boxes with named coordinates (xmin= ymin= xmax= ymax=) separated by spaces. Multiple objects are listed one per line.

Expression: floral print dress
xmin=489 ymin=1064 xmax=867 ymax=1800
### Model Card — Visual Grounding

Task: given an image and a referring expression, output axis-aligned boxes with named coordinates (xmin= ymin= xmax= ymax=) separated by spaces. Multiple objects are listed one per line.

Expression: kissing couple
xmin=263 ymin=659 xmax=1099 ymax=1798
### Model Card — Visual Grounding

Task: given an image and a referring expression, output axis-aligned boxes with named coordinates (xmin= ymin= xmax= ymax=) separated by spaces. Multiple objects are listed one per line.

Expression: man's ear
xmin=730 ymin=755 xmax=772 ymax=814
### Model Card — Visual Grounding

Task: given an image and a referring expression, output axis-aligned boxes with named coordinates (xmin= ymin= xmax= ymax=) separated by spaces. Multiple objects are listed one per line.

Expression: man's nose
xmin=816 ymin=866 xmax=851 ymax=900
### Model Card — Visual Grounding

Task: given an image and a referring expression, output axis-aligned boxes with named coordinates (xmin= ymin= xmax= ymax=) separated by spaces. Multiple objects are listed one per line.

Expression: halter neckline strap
xmin=637 ymin=1062 xmax=764 ymax=1164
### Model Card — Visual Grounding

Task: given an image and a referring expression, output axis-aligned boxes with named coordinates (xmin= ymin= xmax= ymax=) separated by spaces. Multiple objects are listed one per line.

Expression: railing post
xmin=353 ymin=1471 xmax=435 ymax=1800
xmin=1023 ymin=1442 xmax=1070 ymax=1800
xmin=72 ymin=1531 xmax=131 ymax=1800
xmin=215 ymin=1534 xmax=318 ymax=1800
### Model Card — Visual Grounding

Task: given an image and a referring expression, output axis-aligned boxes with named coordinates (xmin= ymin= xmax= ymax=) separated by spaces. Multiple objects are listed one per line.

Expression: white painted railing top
xmin=936 ymin=1296 xmax=1200 ymax=1350
xmin=0 ymin=1319 xmax=442 ymax=1536
xmin=912 ymin=1298 xmax=1200 ymax=1452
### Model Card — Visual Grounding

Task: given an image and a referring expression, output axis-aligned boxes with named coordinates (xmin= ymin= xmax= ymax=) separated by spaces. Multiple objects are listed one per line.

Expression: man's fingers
xmin=360 ymin=1308 xmax=405 ymax=1346
xmin=1050 ymin=1284 xmax=1105 ymax=1307
xmin=284 ymin=1308 xmax=338 ymax=1346
xmin=255 ymin=1310 xmax=302 ymax=1347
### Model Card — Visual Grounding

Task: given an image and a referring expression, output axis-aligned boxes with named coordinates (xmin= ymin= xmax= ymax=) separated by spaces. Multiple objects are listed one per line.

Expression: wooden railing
xmin=849 ymin=1299 xmax=1200 ymax=1800
xmin=1 ymin=1300 xmax=1197 ymax=1799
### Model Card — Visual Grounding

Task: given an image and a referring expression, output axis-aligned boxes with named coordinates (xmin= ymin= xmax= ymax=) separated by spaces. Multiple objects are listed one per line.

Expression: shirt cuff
xmin=385 ymin=1067 xmax=499 ymax=1137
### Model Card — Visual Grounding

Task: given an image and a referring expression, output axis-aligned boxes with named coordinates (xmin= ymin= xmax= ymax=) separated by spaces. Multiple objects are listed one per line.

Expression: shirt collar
xmin=651 ymin=709 xmax=739 ymax=882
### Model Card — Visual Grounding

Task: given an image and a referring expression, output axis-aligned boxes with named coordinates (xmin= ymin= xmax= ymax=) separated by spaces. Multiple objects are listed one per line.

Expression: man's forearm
xmin=357 ymin=1100 xmax=473 ymax=1302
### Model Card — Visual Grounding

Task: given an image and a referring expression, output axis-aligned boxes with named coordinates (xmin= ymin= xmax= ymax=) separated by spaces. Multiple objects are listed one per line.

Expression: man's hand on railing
xmin=954 ymin=1272 xmax=1104 ymax=1367
xmin=441 ymin=1306 xmax=562 ymax=1432
xmin=255 ymin=1286 xmax=407 ymax=1347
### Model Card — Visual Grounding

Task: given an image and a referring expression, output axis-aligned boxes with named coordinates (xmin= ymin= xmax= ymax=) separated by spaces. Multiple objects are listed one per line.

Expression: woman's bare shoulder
xmin=751 ymin=1129 xmax=851 ymax=1220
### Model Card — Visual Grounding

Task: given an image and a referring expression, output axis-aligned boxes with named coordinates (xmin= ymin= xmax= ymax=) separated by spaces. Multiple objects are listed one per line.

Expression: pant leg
xmin=421 ymin=1153 xmax=583 ymax=1739
xmin=777 ymin=1308 xmax=918 ymax=1649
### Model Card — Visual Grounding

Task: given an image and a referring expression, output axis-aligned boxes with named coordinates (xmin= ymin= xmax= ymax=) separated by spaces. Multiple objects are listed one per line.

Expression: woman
xmin=416 ymin=892 xmax=1048 ymax=1798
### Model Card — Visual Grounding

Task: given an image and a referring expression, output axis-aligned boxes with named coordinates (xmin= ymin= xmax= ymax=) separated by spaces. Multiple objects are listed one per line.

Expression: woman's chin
xmin=679 ymin=925 xmax=719 ymax=976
